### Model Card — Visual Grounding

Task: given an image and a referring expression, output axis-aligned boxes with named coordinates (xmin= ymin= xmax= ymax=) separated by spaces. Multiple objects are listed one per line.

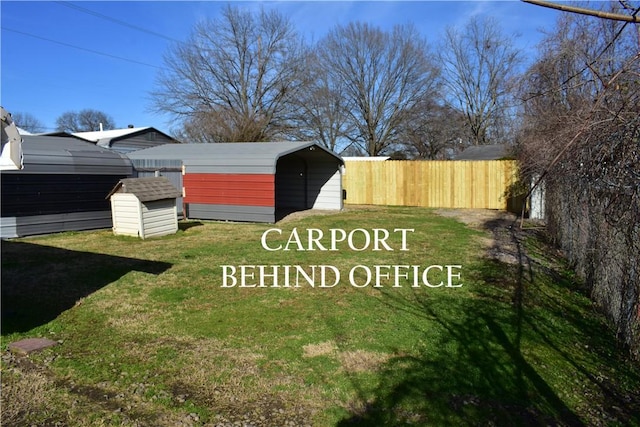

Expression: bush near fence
xmin=342 ymin=160 xmax=520 ymax=211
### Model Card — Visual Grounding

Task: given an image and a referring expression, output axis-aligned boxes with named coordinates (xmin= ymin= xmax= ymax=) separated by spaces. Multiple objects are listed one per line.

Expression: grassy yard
xmin=1 ymin=206 xmax=639 ymax=426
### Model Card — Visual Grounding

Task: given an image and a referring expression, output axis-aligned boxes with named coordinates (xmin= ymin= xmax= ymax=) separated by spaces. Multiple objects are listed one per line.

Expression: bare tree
xmin=55 ymin=109 xmax=116 ymax=133
xmin=289 ymin=51 xmax=355 ymax=153
xmin=439 ymin=16 xmax=523 ymax=146
xmin=399 ymin=101 xmax=470 ymax=159
xmin=11 ymin=112 xmax=46 ymax=133
xmin=315 ymin=22 xmax=440 ymax=156
xmin=151 ymin=5 xmax=306 ymax=143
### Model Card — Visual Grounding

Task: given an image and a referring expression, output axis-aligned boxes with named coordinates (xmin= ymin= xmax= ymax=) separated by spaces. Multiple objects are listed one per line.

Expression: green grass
xmin=1 ymin=206 xmax=638 ymax=426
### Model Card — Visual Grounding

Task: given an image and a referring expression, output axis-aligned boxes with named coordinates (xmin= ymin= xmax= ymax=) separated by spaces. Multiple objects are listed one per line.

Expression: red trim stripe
xmin=183 ymin=173 xmax=274 ymax=207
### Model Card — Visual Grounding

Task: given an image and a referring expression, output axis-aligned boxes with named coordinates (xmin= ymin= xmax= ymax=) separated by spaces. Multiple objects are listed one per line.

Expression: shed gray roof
xmin=107 ymin=177 xmax=181 ymax=202
xmin=454 ymin=144 xmax=513 ymax=161
xmin=126 ymin=141 xmax=343 ymax=174
xmin=2 ymin=135 xmax=132 ymax=175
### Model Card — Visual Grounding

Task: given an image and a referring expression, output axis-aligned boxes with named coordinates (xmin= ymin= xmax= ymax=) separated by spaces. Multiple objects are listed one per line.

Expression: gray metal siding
xmin=185 ymin=203 xmax=275 ymax=223
xmin=0 ymin=135 xmax=132 ymax=237
xmin=184 ymin=161 xmax=272 ymax=174
xmin=108 ymin=133 xmax=177 ymax=154
xmin=2 ymin=174 xmax=127 ymax=217
xmin=0 ymin=217 xmax=17 ymax=238
xmin=0 ymin=211 xmax=113 ymax=238
xmin=307 ymin=161 xmax=343 ymax=210
xmin=129 ymin=158 xmax=183 ymax=171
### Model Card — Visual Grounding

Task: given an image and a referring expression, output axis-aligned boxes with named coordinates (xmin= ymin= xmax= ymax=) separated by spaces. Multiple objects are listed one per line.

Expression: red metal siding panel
xmin=183 ymin=173 xmax=275 ymax=207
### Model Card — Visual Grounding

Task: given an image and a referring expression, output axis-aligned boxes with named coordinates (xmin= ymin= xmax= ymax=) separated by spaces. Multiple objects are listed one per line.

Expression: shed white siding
xmin=110 ymin=193 xmax=144 ymax=237
xmin=141 ymin=199 xmax=178 ymax=238
xmin=110 ymin=194 xmax=178 ymax=239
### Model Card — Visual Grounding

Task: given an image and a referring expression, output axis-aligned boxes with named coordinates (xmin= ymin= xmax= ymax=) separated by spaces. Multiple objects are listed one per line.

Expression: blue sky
xmin=1 ymin=1 xmax=560 ymax=134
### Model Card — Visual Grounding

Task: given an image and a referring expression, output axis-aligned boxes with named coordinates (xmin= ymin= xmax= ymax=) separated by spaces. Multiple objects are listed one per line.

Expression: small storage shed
xmin=1 ymin=135 xmax=132 ymax=238
xmin=107 ymin=177 xmax=181 ymax=239
xmin=126 ymin=141 xmax=344 ymax=223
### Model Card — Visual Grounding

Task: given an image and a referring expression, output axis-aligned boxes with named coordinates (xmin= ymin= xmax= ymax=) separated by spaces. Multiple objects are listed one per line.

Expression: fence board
xmin=343 ymin=160 xmax=518 ymax=210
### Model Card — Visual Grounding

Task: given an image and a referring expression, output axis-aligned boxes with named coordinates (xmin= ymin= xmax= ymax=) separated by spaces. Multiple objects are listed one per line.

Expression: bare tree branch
xmin=522 ymin=0 xmax=640 ymax=22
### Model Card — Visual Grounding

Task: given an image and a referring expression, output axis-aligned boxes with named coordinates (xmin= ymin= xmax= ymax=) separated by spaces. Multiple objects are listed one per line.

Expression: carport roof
xmin=4 ymin=135 xmax=132 ymax=175
xmin=126 ymin=141 xmax=344 ymax=174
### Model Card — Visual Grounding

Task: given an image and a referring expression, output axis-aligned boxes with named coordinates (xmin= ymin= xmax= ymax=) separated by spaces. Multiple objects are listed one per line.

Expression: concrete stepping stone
xmin=8 ymin=338 xmax=58 ymax=355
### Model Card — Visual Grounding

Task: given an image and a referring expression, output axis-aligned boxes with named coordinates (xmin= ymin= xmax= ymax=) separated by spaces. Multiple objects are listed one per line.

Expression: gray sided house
xmin=1 ymin=135 xmax=132 ymax=238
xmin=126 ymin=141 xmax=344 ymax=223
xmin=107 ymin=177 xmax=182 ymax=239
xmin=72 ymin=127 xmax=180 ymax=154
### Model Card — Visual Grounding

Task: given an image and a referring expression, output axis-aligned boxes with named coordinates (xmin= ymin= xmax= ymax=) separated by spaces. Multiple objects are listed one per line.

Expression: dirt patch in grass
xmin=434 ymin=208 xmax=517 ymax=229
xmin=435 ymin=208 xmax=525 ymax=265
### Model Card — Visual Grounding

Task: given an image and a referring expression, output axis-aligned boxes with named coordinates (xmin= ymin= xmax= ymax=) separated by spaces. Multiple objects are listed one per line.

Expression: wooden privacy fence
xmin=342 ymin=160 xmax=519 ymax=210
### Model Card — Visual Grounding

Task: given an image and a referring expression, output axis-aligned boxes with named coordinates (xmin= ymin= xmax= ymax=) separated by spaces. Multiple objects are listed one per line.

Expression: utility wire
xmin=2 ymin=27 xmax=165 ymax=70
xmin=54 ymin=1 xmax=182 ymax=44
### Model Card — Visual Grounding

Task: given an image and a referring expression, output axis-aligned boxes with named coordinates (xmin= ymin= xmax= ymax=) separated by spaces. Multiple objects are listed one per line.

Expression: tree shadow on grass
xmin=1 ymin=240 xmax=172 ymax=334
xmin=337 ymin=218 xmax=640 ymax=426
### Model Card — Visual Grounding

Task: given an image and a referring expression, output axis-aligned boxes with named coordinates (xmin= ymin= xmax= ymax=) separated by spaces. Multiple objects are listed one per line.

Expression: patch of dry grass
xmin=303 ymin=341 xmax=337 ymax=358
xmin=303 ymin=340 xmax=390 ymax=373
xmin=336 ymin=350 xmax=391 ymax=373
xmin=1 ymin=363 xmax=60 ymax=426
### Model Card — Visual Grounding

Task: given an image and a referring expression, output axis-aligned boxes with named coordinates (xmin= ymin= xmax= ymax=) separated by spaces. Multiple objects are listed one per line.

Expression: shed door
xmin=275 ymin=155 xmax=307 ymax=210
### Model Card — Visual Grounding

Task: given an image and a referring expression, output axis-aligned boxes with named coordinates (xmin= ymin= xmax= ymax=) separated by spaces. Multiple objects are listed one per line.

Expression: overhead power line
xmin=2 ymin=27 xmax=165 ymax=70
xmin=54 ymin=1 xmax=182 ymax=44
